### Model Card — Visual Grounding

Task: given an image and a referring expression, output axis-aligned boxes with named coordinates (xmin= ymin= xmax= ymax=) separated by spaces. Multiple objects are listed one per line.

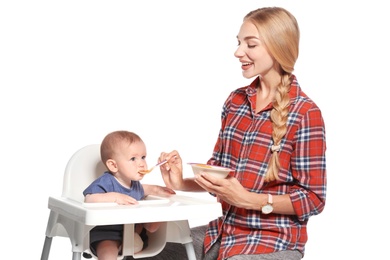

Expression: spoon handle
xmin=155 ymin=159 xmax=168 ymax=168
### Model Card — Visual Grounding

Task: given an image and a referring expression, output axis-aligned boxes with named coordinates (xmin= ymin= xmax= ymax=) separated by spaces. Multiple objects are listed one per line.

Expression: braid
xmin=265 ymin=74 xmax=291 ymax=181
xmin=243 ymin=7 xmax=299 ymax=181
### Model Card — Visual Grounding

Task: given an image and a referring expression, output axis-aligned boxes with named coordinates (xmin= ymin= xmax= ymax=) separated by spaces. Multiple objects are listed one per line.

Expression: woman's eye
xmin=248 ymin=44 xmax=256 ymax=48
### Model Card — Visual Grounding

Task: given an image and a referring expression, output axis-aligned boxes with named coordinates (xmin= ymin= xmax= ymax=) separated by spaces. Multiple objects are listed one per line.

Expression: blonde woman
xmin=149 ymin=6 xmax=326 ymax=260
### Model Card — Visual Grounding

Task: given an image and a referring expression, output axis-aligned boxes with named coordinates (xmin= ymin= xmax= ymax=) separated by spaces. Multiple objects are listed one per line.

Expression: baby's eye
xmin=142 ymin=156 xmax=146 ymax=160
xmin=130 ymin=157 xmax=136 ymax=162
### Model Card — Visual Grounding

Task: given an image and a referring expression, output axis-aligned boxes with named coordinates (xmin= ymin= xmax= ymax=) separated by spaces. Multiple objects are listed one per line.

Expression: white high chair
xmin=40 ymin=144 xmax=222 ymax=260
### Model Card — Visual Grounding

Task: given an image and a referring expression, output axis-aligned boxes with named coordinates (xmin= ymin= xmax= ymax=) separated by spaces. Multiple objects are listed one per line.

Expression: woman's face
xmin=234 ymin=21 xmax=275 ymax=79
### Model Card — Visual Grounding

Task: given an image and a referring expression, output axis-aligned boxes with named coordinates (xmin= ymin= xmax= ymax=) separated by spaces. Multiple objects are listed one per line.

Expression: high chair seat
xmin=40 ymin=144 xmax=222 ymax=260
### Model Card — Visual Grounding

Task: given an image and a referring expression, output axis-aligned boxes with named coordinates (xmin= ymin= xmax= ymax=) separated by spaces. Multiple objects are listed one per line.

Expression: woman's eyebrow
xmin=236 ymin=35 xmax=259 ymax=41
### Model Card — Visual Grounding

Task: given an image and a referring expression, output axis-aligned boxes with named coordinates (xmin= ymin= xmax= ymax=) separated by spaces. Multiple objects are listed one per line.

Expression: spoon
xmin=138 ymin=159 xmax=168 ymax=175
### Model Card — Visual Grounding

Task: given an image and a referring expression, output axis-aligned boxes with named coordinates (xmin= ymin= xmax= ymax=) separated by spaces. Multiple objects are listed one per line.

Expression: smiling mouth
xmin=242 ymin=62 xmax=253 ymax=70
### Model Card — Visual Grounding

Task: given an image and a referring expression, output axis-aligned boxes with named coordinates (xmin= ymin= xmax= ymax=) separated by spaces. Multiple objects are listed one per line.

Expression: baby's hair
xmin=244 ymin=7 xmax=300 ymax=181
xmin=100 ymin=130 xmax=143 ymax=165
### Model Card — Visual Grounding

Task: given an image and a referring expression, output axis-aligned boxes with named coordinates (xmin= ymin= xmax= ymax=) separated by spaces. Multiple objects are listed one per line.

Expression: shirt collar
xmin=245 ymin=75 xmax=301 ymax=106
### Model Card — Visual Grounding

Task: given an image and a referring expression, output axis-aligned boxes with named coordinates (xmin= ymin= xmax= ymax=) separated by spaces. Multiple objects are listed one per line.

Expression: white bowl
xmin=188 ymin=163 xmax=232 ymax=179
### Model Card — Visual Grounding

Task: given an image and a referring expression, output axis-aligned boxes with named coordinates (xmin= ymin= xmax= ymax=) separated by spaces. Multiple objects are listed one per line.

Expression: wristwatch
xmin=261 ymin=194 xmax=274 ymax=214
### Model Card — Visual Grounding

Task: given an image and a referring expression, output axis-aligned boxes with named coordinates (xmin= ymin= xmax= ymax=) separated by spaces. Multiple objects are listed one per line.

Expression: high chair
xmin=40 ymin=144 xmax=222 ymax=260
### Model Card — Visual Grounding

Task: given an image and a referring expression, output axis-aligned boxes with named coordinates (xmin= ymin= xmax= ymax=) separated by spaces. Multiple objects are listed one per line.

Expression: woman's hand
xmin=194 ymin=173 xmax=252 ymax=208
xmin=159 ymin=150 xmax=184 ymax=190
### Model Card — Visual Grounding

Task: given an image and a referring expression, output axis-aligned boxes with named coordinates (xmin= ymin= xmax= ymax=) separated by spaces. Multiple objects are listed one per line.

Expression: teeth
xmin=243 ymin=63 xmax=251 ymax=66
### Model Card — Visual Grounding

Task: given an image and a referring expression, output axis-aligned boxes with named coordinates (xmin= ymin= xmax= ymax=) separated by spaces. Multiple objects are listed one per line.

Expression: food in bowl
xmin=188 ymin=163 xmax=232 ymax=179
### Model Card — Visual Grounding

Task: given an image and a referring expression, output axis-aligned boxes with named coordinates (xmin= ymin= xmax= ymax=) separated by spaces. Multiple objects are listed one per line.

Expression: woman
xmin=157 ymin=6 xmax=326 ymax=260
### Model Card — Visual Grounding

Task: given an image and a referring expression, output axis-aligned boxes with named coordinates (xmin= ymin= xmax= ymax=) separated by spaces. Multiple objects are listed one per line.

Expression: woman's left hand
xmin=194 ymin=173 xmax=250 ymax=208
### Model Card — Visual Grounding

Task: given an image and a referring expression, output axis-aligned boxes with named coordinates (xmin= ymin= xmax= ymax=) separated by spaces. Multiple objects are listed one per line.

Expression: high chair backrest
xmin=61 ymin=144 xmax=106 ymax=202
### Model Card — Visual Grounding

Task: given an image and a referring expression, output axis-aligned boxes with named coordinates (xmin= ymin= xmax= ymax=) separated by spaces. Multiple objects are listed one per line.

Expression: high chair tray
xmin=48 ymin=194 xmax=222 ymax=225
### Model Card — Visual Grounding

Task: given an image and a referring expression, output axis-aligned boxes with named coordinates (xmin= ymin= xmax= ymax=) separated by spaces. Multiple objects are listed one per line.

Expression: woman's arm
xmin=194 ymin=173 xmax=296 ymax=214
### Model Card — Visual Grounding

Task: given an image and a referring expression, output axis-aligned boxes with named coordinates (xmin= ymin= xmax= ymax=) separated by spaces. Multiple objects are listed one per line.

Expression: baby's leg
xmin=143 ymin=222 xmax=162 ymax=233
xmin=95 ymin=240 xmax=121 ymax=260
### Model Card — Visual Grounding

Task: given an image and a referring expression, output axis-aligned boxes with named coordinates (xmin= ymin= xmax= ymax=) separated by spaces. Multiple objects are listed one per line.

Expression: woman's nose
xmin=234 ymin=47 xmax=244 ymax=58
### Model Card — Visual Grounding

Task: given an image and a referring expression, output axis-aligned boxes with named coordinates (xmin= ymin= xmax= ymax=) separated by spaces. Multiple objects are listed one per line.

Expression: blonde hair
xmin=100 ymin=130 xmax=143 ymax=165
xmin=244 ymin=7 xmax=300 ymax=181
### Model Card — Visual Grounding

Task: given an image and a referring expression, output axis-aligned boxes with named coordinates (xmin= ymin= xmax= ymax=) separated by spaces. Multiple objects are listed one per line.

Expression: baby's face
xmin=113 ymin=141 xmax=148 ymax=182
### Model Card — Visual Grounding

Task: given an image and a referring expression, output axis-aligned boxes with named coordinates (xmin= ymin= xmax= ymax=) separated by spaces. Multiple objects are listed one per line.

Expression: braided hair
xmin=244 ymin=7 xmax=300 ymax=181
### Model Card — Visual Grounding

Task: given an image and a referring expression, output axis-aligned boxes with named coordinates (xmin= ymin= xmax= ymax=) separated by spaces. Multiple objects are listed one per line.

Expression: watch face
xmin=262 ymin=204 xmax=273 ymax=214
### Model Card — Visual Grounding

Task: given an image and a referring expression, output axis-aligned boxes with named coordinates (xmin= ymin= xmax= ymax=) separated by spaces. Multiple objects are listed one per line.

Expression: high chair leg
xmin=41 ymin=236 xmax=52 ymax=260
xmin=184 ymin=242 xmax=196 ymax=260
xmin=72 ymin=251 xmax=82 ymax=260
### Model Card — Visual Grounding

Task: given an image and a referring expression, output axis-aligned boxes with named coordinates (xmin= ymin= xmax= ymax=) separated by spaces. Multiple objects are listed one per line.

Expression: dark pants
xmin=125 ymin=225 xmax=302 ymax=260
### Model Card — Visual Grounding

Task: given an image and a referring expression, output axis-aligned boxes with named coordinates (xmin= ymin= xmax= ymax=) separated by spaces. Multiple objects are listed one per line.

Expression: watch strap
xmin=268 ymin=193 xmax=273 ymax=204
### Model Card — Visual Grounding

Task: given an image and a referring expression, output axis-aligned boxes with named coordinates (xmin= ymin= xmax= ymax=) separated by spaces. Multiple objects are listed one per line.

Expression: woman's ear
xmin=106 ymin=159 xmax=118 ymax=173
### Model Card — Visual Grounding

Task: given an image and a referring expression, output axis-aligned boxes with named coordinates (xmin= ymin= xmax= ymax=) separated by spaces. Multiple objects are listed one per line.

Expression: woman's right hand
xmin=159 ymin=150 xmax=184 ymax=190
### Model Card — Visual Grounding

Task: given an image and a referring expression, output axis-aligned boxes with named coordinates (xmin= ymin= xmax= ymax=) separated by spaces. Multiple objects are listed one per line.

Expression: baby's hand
xmin=142 ymin=184 xmax=176 ymax=197
xmin=115 ymin=193 xmax=139 ymax=205
xmin=155 ymin=186 xmax=176 ymax=196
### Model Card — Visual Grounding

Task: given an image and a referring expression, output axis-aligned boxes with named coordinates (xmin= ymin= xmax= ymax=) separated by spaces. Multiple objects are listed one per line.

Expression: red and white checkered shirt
xmin=204 ymin=75 xmax=327 ymax=260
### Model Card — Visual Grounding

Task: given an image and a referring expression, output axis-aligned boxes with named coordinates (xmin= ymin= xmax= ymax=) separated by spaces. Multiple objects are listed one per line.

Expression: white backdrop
xmin=1 ymin=0 xmax=389 ymax=259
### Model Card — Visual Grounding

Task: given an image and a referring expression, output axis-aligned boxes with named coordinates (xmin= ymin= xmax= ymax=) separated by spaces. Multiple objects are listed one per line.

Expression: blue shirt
xmin=83 ymin=171 xmax=145 ymax=200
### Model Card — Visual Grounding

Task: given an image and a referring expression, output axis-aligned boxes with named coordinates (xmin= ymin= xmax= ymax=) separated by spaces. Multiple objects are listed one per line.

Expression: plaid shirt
xmin=204 ymin=75 xmax=326 ymax=259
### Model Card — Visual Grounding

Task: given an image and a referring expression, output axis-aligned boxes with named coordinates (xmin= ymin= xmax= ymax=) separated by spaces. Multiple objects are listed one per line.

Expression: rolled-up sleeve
xmin=290 ymin=106 xmax=327 ymax=221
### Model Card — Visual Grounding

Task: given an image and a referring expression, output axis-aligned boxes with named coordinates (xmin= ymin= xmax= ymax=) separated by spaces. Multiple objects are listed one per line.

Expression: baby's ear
xmin=106 ymin=159 xmax=118 ymax=173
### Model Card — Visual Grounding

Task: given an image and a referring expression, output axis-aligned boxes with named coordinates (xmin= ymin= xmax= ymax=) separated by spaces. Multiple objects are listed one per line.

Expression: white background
xmin=1 ymin=0 xmax=389 ymax=259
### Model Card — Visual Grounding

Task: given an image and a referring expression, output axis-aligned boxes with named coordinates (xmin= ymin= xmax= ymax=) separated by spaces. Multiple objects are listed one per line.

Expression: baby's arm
xmin=142 ymin=184 xmax=176 ymax=197
xmin=84 ymin=192 xmax=139 ymax=205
